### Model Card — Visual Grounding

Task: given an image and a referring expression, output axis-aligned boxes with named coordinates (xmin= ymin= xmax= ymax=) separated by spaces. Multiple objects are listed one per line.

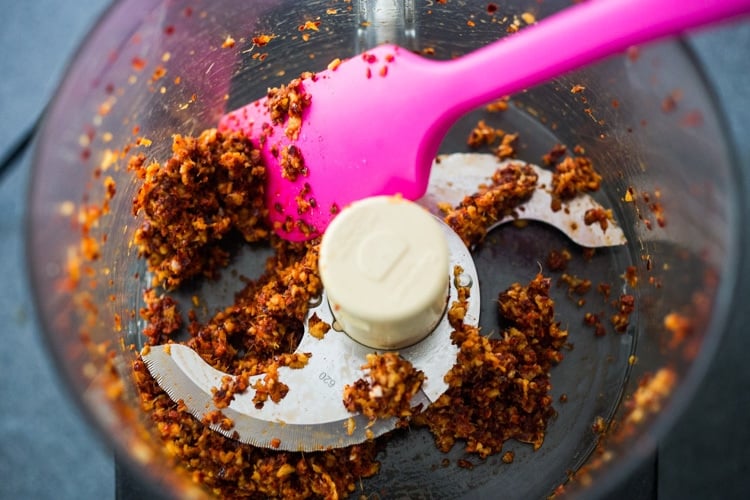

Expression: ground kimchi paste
xmin=122 ymin=102 xmax=615 ymax=497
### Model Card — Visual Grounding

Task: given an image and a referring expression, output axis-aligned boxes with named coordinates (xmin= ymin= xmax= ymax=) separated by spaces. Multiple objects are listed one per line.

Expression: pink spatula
xmin=219 ymin=0 xmax=750 ymax=241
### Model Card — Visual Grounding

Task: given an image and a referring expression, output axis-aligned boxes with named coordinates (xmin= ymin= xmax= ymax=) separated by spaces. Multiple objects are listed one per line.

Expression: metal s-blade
xmin=420 ymin=154 xmax=627 ymax=248
xmin=141 ymin=219 xmax=480 ymax=452
xmin=142 ymin=344 xmax=426 ymax=451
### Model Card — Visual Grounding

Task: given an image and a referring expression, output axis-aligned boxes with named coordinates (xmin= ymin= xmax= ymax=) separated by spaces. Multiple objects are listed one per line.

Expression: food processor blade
xmin=421 ymin=154 xmax=627 ymax=248
xmin=141 ymin=153 xmax=623 ymax=451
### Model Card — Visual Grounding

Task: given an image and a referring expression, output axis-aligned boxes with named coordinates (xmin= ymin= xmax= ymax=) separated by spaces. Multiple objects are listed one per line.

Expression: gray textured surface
xmin=660 ymin=27 xmax=750 ymax=499
xmin=1 ymin=2 xmax=748 ymax=499
xmin=0 ymin=2 xmax=114 ymax=499
xmin=0 ymin=149 xmax=113 ymax=500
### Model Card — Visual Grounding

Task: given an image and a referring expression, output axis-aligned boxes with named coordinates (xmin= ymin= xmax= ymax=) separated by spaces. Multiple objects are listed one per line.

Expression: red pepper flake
xmin=542 ymin=143 xmax=567 ymax=166
xmin=279 ymin=144 xmax=307 ymax=181
xmin=661 ymin=89 xmax=683 ymax=113
xmin=583 ymin=207 xmax=612 ymax=231
xmin=570 ymin=84 xmax=586 ymax=94
xmin=643 ymin=254 xmax=653 ymax=272
xmin=592 ymin=416 xmax=607 ymax=434
xmin=611 ymin=294 xmax=635 ymax=333
xmin=295 ymin=219 xmax=316 ymax=237
xmin=680 ymin=110 xmax=703 ymax=127
xmin=486 ymin=97 xmax=509 ymax=112
xmin=164 ymin=25 xmax=175 ymax=36
xmin=664 ymin=312 xmax=693 ymax=348
xmin=296 ymin=194 xmax=312 ymax=215
xmin=623 ymin=265 xmax=638 ymax=288
xmin=546 ymin=248 xmax=571 ymax=271
xmin=457 ymin=459 xmax=474 ymax=469
xmin=379 ymin=65 xmax=388 ymax=77
xmin=299 ymin=20 xmax=321 ymax=31
xmin=584 ymin=312 xmax=607 ymax=337
xmin=131 ymin=56 xmax=147 ymax=71
xmin=495 ymin=132 xmax=518 ymax=159
xmin=466 ymin=119 xmax=498 ymax=149
xmin=150 ymin=65 xmax=167 ymax=82
xmin=252 ymin=34 xmax=274 ymax=46
xmin=627 ymin=46 xmax=640 ymax=62
xmin=385 ymin=53 xmax=395 ymax=62
xmin=650 ymin=202 xmax=667 ymax=228
xmin=487 ymin=3 xmax=498 ymax=14
xmin=104 ymin=176 xmax=117 ymax=201
xmin=183 ymin=7 xmax=193 ymax=17
xmin=560 ymin=273 xmax=592 ymax=296
xmin=363 ymin=53 xmax=377 ymax=64
xmin=84 ymin=126 xmax=95 ymax=142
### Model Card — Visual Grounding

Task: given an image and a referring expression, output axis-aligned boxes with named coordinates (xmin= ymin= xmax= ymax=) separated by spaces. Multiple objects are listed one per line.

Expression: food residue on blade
xmin=343 ymin=352 xmax=425 ymax=421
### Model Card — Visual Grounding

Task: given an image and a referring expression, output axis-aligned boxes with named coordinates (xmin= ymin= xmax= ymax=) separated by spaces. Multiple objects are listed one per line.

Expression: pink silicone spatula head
xmin=219 ymin=0 xmax=750 ymax=241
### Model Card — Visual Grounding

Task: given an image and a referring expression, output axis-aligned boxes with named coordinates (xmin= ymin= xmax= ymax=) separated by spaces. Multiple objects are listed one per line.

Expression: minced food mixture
xmin=127 ymin=78 xmax=610 ymax=498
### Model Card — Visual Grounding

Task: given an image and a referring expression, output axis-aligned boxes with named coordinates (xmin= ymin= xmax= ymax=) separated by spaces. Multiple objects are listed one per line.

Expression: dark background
xmin=1 ymin=1 xmax=748 ymax=498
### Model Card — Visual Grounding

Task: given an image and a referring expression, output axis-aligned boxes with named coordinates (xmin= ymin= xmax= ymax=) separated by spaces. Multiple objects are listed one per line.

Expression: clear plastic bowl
xmin=27 ymin=0 xmax=744 ymax=498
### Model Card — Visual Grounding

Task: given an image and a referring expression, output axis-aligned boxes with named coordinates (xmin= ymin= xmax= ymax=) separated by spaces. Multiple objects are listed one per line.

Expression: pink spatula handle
xmin=431 ymin=0 xmax=750 ymax=130
xmin=372 ymin=0 xmax=750 ymax=217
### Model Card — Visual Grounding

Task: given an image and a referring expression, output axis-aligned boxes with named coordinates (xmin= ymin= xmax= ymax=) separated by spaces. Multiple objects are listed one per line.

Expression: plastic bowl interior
xmin=27 ymin=0 xmax=742 ymax=498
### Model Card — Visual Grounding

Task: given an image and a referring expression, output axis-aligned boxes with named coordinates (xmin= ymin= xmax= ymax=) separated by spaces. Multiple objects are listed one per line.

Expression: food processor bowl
xmin=27 ymin=0 xmax=744 ymax=498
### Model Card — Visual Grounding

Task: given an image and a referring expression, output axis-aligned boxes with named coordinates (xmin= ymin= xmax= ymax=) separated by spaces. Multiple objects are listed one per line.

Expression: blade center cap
xmin=356 ymin=229 xmax=408 ymax=282
xmin=319 ymin=196 xmax=450 ymax=350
